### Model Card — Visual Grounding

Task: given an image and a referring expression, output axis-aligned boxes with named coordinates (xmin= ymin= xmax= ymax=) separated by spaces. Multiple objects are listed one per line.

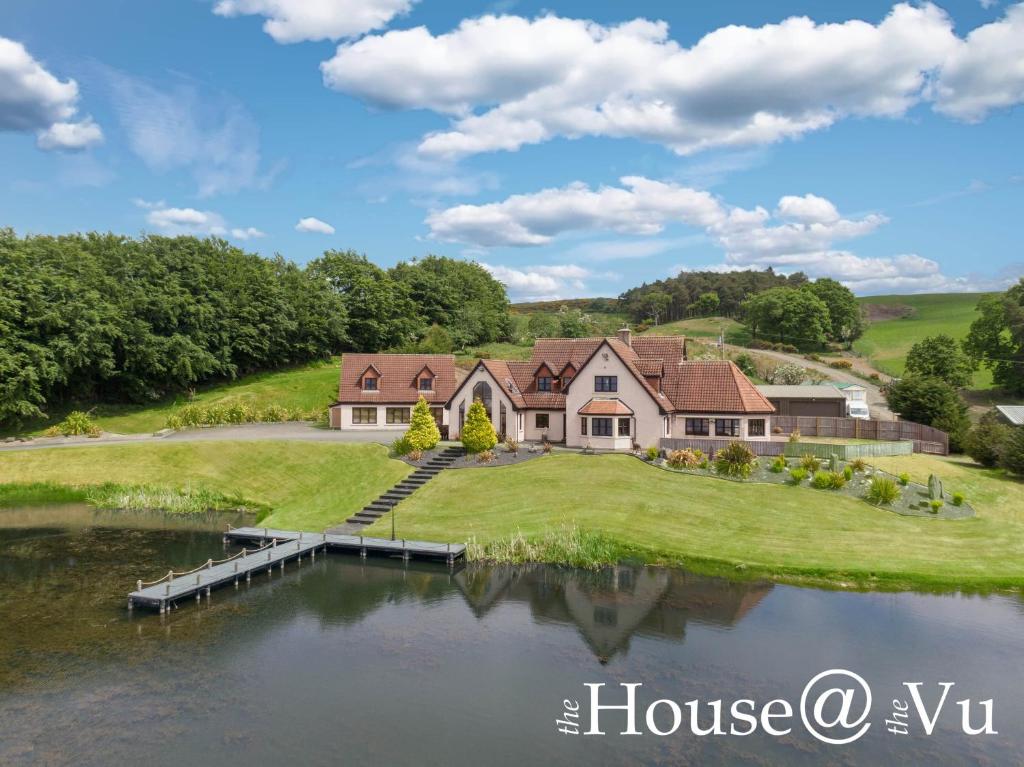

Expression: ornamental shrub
xmin=45 ymin=410 xmax=101 ymax=437
xmin=829 ymin=359 xmax=853 ymax=369
xmin=898 ymin=472 xmax=910 ymax=486
xmin=504 ymin=436 xmax=519 ymax=454
xmin=929 ymin=499 xmax=944 ymax=513
xmin=952 ymin=492 xmax=965 ymax=506
xmin=788 ymin=428 xmax=801 ymax=443
xmin=462 ymin=399 xmax=498 ymax=453
xmin=714 ymin=441 xmax=757 ymax=478
xmin=667 ymin=448 xmax=703 ymax=469
xmin=788 ymin=468 xmax=808 ymax=484
xmin=476 ymin=449 xmax=496 ymax=463
xmin=769 ymin=455 xmax=787 ymax=473
xmin=645 ymin=446 xmax=660 ymax=461
xmin=812 ymin=470 xmax=847 ymax=490
xmin=407 ymin=448 xmax=423 ymax=462
xmin=848 ymin=457 xmax=868 ymax=473
xmin=800 ymin=454 xmax=822 ymax=472
xmin=391 ymin=435 xmax=412 ymax=456
xmin=406 ymin=396 xmax=441 ymax=451
xmin=843 ymin=466 xmax=854 ymax=481
xmin=865 ymin=476 xmax=900 ymax=505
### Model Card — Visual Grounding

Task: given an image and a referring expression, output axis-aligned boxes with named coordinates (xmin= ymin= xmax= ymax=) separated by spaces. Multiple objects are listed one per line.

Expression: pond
xmin=1 ymin=504 xmax=1022 ymax=766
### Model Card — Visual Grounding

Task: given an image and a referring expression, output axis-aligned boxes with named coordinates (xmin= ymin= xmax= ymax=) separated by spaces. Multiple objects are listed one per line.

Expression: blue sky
xmin=1 ymin=0 xmax=1022 ymax=300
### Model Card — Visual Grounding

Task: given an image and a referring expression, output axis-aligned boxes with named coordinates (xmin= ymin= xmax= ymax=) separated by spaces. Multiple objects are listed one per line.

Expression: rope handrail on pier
xmin=135 ymin=537 xmax=280 ymax=590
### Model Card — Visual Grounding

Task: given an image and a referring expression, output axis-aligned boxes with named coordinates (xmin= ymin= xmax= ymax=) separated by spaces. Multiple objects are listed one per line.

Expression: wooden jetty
xmin=128 ymin=526 xmax=466 ymax=613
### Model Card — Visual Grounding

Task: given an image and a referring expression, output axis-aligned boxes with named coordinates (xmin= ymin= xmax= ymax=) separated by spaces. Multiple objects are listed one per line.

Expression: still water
xmin=1 ymin=505 xmax=1023 ymax=766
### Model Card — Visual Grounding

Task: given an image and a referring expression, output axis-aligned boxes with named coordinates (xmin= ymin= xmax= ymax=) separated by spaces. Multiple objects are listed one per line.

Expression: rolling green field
xmin=0 ymin=441 xmax=408 ymax=531
xmin=855 ymin=293 xmax=993 ymax=387
xmin=5 ymin=357 xmax=341 ymax=437
xmin=640 ymin=316 xmax=750 ymax=344
xmin=365 ymin=452 xmax=1024 ymax=590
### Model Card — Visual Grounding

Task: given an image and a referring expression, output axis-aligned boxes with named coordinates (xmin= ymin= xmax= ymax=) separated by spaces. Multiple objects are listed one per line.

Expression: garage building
xmin=756 ymin=385 xmax=848 ymax=418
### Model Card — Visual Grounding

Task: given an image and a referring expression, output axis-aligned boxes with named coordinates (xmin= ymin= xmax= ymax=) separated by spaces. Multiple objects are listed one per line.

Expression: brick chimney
xmin=617 ymin=326 xmax=631 ymax=348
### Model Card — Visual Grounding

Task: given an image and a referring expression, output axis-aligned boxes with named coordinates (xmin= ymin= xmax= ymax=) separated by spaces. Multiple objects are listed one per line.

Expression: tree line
xmin=0 ymin=231 xmax=510 ymax=427
xmin=618 ymin=267 xmax=807 ymax=324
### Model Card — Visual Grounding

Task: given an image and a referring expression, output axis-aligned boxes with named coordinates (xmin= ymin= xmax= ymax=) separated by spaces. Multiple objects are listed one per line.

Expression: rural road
xmin=733 ymin=346 xmax=896 ymax=420
xmin=0 ymin=422 xmax=396 ymax=452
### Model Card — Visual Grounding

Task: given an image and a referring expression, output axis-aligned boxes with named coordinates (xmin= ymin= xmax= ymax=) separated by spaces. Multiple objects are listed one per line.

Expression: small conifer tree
xmin=406 ymin=396 xmax=441 ymax=451
xmin=462 ymin=399 xmax=497 ymax=453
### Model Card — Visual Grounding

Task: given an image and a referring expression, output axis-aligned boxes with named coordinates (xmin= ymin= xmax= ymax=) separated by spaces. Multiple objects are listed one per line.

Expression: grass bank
xmin=855 ymin=293 xmax=993 ymax=387
xmin=640 ymin=315 xmax=751 ymax=345
xmin=0 ymin=482 xmax=88 ymax=506
xmin=3 ymin=357 xmax=341 ymax=437
xmin=0 ymin=441 xmax=408 ymax=530
xmin=366 ymin=452 xmax=1024 ymax=591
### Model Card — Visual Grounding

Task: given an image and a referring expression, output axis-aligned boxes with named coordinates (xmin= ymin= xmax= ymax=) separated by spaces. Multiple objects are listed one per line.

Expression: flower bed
xmin=647 ymin=454 xmax=974 ymax=519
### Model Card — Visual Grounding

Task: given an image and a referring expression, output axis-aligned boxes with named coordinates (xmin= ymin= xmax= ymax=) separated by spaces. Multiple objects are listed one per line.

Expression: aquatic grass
xmin=0 ymin=482 xmax=88 ymax=506
xmin=467 ymin=525 xmax=642 ymax=569
xmin=84 ymin=483 xmax=268 ymax=515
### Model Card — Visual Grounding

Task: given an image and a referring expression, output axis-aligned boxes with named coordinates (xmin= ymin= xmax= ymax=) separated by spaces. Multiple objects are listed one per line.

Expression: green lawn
xmin=5 ymin=357 xmax=341 ymax=437
xmin=0 ymin=441 xmax=408 ymax=531
xmin=641 ymin=316 xmax=751 ymax=345
xmin=855 ymin=293 xmax=994 ymax=387
xmin=365 ymin=452 xmax=1024 ymax=590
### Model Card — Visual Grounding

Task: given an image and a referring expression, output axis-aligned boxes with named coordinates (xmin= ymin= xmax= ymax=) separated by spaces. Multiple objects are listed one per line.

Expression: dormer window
xmin=418 ymin=376 xmax=434 ymax=391
xmin=537 ymin=376 xmax=552 ymax=392
xmin=362 ymin=376 xmax=378 ymax=391
xmin=562 ymin=375 xmax=573 ymax=389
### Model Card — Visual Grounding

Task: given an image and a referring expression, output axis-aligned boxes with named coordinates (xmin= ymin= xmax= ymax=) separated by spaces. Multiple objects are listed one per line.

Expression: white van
xmin=848 ymin=402 xmax=870 ymax=420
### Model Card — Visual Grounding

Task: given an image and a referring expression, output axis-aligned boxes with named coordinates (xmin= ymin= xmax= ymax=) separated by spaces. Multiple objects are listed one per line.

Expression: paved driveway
xmin=0 ymin=423 xmax=398 ymax=452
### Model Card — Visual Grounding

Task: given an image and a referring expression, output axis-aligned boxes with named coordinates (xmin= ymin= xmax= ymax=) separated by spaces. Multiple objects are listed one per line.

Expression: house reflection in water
xmin=454 ymin=565 xmax=773 ymax=663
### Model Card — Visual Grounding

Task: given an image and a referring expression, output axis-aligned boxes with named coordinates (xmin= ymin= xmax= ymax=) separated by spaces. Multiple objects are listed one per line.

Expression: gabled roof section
xmin=447 ymin=359 xmax=530 ymax=409
xmin=574 ymin=338 xmax=671 ymax=413
xmin=666 ymin=361 xmax=775 ymax=414
xmin=578 ymin=399 xmax=634 ymax=416
xmin=337 ymin=354 xmax=460 ymax=405
xmin=358 ymin=362 xmax=382 ymax=378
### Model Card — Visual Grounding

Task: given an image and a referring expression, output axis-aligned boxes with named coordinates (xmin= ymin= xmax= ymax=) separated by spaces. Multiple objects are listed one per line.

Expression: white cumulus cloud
xmin=322 ymin=3 xmax=1024 ymax=160
xmin=481 ymin=263 xmax=599 ymax=301
xmin=214 ymin=0 xmax=416 ymax=43
xmin=141 ymin=201 xmax=263 ymax=241
xmin=36 ymin=117 xmax=104 ymax=151
xmin=426 ymin=176 xmax=1005 ymax=293
xmin=0 ymin=36 xmax=103 ymax=151
xmin=295 ymin=216 xmax=335 ymax=234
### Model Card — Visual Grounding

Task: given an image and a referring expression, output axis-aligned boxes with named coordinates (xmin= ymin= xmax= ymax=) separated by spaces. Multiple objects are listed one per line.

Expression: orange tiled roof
xmin=578 ymin=398 xmax=635 ymax=415
xmin=450 ymin=334 xmax=771 ymax=416
xmin=663 ymin=360 xmax=775 ymax=414
xmin=336 ymin=353 xmax=460 ymax=405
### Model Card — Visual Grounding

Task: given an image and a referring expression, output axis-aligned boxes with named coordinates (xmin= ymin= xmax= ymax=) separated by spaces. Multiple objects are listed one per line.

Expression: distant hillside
xmin=511 ymin=297 xmax=619 ymax=314
xmin=855 ymin=293 xmax=994 ymax=387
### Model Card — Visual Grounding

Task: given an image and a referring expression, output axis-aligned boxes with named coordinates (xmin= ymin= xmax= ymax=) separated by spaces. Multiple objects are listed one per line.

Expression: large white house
xmin=329 ymin=330 xmax=774 ymax=451
xmin=445 ymin=329 xmax=774 ymax=450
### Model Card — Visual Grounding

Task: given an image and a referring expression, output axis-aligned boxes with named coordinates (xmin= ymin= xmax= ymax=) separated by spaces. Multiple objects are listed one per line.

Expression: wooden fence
xmin=782 ymin=440 xmax=913 ymax=460
xmin=660 ymin=438 xmax=785 ymax=457
xmin=771 ymin=416 xmax=949 ymax=455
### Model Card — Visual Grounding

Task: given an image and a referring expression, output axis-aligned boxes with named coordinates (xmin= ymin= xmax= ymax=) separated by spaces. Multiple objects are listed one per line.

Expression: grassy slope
xmin=365 ymin=453 xmax=1024 ymax=590
xmin=0 ymin=441 xmax=408 ymax=531
xmin=7 ymin=357 xmax=341 ymax=437
xmin=640 ymin=316 xmax=750 ymax=345
xmin=855 ymin=293 xmax=993 ymax=387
